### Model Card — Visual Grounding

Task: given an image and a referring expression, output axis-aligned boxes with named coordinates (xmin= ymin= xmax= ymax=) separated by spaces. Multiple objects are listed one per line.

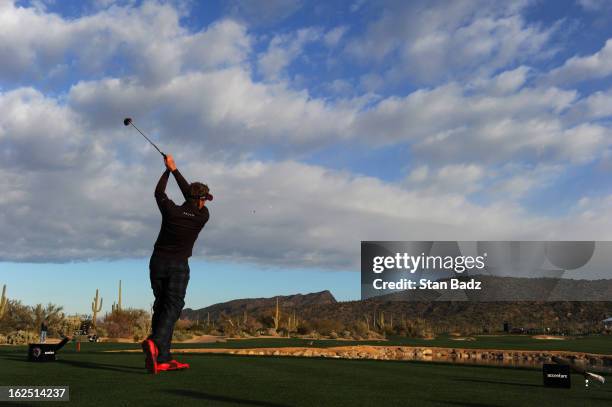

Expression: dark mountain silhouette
xmin=181 ymin=278 xmax=612 ymax=335
xmin=182 ymin=290 xmax=336 ymax=321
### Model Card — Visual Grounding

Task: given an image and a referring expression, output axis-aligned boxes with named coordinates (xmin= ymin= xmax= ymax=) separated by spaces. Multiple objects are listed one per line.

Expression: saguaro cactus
xmin=91 ymin=289 xmax=103 ymax=328
xmin=287 ymin=309 xmax=297 ymax=331
xmin=0 ymin=284 xmax=8 ymax=319
xmin=112 ymin=280 xmax=122 ymax=313
xmin=273 ymin=297 xmax=280 ymax=330
xmin=287 ymin=312 xmax=293 ymax=332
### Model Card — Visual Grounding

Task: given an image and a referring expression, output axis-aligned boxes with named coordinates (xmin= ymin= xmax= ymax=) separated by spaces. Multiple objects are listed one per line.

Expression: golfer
xmin=40 ymin=319 xmax=48 ymax=343
xmin=141 ymin=154 xmax=211 ymax=374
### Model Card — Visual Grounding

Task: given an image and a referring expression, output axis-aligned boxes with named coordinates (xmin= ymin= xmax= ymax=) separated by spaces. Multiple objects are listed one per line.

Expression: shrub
xmin=218 ymin=318 xmax=239 ymax=336
xmin=0 ymin=301 xmax=32 ymax=333
xmin=172 ymin=331 xmax=193 ymax=341
xmin=296 ymin=320 xmax=313 ymax=335
xmin=6 ymin=330 xmax=38 ymax=344
xmin=311 ymin=319 xmax=343 ymax=336
xmin=0 ymin=301 xmax=66 ymax=337
xmin=100 ymin=309 xmax=150 ymax=341
xmin=351 ymin=321 xmax=369 ymax=338
xmin=174 ymin=319 xmax=193 ymax=331
xmin=94 ymin=326 xmax=108 ymax=338
xmin=258 ymin=315 xmax=275 ymax=328
xmin=243 ymin=319 xmax=263 ymax=335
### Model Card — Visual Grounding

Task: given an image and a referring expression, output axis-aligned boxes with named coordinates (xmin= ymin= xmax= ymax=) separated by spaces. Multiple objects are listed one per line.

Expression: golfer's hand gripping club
xmin=164 ymin=154 xmax=177 ymax=172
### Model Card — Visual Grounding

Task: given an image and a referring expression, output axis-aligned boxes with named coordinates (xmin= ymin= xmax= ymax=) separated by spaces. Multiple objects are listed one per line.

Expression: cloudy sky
xmin=1 ymin=0 xmax=612 ymax=312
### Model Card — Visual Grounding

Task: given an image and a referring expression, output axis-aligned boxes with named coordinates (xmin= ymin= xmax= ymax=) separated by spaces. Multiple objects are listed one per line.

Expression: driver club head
xmin=123 ymin=117 xmax=132 ymax=126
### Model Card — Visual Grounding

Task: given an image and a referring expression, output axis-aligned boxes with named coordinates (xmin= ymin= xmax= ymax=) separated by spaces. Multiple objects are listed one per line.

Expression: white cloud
xmin=68 ymin=67 xmax=358 ymax=151
xmin=0 ymin=142 xmax=580 ymax=268
xmin=351 ymin=81 xmax=607 ymax=165
xmin=5 ymin=1 xmax=600 ymax=169
xmin=485 ymin=163 xmax=563 ymax=199
xmin=406 ymin=164 xmax=485 ymax=195
xmin=67 ymin=63 xmax=610 ymax=170
xmin=407 ymin=165 xmax=429 ymax=183
xmin=0 ymin=1 xmax=251 ymax=84
xmin=324 ymin=79 xmax=353 ymax=95
xmin=181 ymin=20 xmax=251 ymax=71
xmin=405 ymin=162 xmax=566 ymax=202
xmin=257 ymin=27 xmax=322 ymax=81
xmin=0 ymin=88 xmax=101 ymax=171
xmin=577 ymin=0 xmax=612 ymax=11
xmin=323 ymin=26 xmax=348 ymax=48
xmin=469 ymin=66 xmax=531 ymax=95
xmin=359 ymin=73 xmax=385 ymax=92
xmin=546 ymin=39 xmax=612 ymax=85
xmin=345 ymin=0 xmax=553 ymax=83
xmin=567 ymin=88 xmax=612 ymax=120
xmin=0 ymin=85 xmax=592 ymax=267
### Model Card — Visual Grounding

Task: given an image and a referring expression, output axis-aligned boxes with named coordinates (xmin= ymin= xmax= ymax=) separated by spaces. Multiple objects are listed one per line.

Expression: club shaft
xmin=129 ymin=122 xmax=165 ymax=157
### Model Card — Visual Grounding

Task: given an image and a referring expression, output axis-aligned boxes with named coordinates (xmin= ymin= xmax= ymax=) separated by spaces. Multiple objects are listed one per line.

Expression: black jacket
xmin=152 ymin=169 xmax=209 ymax=260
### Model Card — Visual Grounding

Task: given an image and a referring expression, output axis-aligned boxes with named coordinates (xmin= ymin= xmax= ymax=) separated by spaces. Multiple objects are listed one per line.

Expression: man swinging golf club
xmin=141 ymin=154 xmax=212 ymax=374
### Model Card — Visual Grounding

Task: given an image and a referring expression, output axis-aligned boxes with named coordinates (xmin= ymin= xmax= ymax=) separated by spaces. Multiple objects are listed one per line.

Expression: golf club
xmin=123 ymin=117 xmax=166 ymax=158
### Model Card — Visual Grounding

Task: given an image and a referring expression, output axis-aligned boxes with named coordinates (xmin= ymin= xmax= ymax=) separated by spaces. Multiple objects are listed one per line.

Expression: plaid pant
xmin=149 ymin=255 xmax=190 ymax=363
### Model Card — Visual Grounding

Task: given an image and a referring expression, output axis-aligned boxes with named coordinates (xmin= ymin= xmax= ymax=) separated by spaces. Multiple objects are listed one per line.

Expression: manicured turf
xmin=0 ymin=344 xmax=610 ymax=406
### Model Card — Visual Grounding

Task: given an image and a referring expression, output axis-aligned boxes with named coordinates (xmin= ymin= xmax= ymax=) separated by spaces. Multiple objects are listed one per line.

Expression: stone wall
xmin=193 ymin=345 xmax=611 ymax=370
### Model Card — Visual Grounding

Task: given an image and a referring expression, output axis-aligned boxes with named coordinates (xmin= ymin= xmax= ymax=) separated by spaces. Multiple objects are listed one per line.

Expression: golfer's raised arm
xmin=154 ymin=169 xmax=172 ymax=212
xmin=172 ymin=170 xmax=190 ymax=201
xmin=165 ymin=154 xmax=190 ymax=200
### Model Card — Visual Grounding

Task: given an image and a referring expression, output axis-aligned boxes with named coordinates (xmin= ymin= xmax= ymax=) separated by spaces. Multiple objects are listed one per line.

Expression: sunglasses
xmin=194 ymin=193 xmax=214 ymax=201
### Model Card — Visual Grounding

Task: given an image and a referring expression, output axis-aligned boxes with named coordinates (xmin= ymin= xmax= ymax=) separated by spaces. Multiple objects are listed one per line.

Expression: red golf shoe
xmin=169 ymin=359 xmax=190 ymax=370
xmin=157 ymin=362 xmax=180 ymax=372
xmin=141 ymin=339 xmax=159 ymax=374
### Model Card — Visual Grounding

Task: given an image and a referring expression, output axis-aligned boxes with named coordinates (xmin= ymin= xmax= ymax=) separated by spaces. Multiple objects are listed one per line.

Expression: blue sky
xmin=1 ymin=260 xmax=356 ymax=313
xmin=1 ymin=0 xmax=612 ymax=314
